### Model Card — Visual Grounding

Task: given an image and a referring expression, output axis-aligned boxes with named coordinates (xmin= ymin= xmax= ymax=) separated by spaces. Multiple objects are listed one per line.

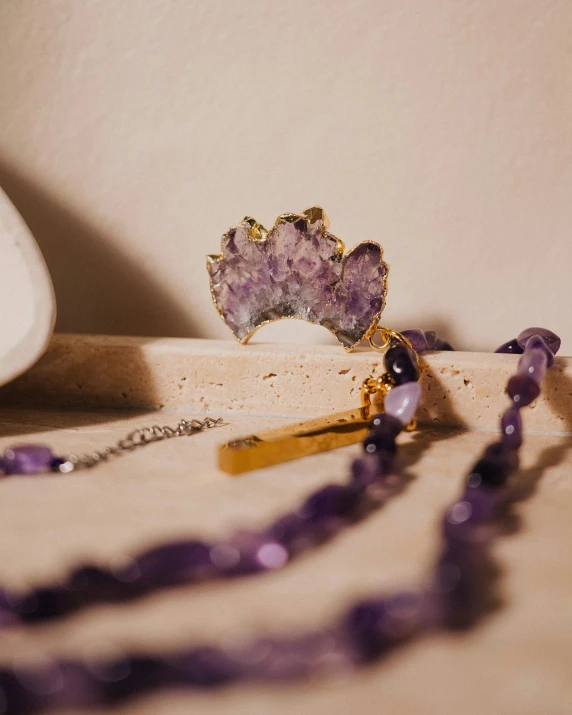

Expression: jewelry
xmin=0 ymin=327 xmax=560 ymax=712
xmin=207 ymin=207 xmax=388 ymax=351
xmin=0 ymin=418 xmax=223 ymax=476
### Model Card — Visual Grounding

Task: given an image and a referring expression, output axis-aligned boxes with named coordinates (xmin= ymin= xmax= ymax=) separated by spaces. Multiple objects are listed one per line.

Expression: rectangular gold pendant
xmin=218 ymin=406 xmax=373 ymax=475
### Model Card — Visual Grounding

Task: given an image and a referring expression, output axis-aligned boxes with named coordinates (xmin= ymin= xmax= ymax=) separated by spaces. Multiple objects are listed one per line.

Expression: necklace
xmin=0 ymin=326 xmax=560 ymax=712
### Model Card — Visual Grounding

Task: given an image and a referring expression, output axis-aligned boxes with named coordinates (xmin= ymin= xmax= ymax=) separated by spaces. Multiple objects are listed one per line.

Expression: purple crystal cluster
xmin=208 ymin=209 xmax=388 ymax=349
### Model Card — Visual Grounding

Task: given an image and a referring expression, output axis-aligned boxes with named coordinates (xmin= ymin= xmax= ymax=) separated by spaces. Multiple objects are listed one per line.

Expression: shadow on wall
xmin=0 ymin=159 xmax=201 ymax=338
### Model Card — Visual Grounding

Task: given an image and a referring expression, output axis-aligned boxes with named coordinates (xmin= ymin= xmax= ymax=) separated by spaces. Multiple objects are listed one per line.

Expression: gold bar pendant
xmin=218 ymin=406 xmax=374 ymax=475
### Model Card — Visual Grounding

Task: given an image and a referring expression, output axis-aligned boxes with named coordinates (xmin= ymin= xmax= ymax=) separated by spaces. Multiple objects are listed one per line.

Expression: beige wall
xmin=0 ymin=0 xmax=570 ymax=353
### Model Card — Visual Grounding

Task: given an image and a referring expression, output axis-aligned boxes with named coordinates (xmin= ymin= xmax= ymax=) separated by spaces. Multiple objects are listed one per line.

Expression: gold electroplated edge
xmin=207 ymin=208 xmax=390 ymax=352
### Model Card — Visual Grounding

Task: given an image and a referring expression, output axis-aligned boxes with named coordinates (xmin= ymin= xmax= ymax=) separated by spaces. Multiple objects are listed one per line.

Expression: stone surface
xmin=0 ymin=408 xmax=570 ymax=715
xmin=0 ymin=335 xmax=571 ymax=435
xmin=208 ymin=209 xmax=388 ymax=350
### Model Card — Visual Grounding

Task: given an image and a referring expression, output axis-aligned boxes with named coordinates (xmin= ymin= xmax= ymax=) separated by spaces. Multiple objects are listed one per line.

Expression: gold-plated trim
xmin=206 ymin=207 xmax=390 ymax=353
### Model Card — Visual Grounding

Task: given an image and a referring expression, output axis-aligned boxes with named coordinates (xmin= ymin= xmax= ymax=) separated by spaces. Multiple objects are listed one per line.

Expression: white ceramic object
xmin=0 ymin=186 xmax=56 ymax=388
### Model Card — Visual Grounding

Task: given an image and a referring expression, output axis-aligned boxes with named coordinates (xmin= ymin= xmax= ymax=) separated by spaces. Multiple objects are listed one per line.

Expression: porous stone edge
xmin=0 ymin=334 xmax=570 ymax=435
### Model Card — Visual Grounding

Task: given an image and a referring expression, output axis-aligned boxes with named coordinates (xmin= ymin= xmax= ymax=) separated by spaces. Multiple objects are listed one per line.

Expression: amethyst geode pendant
xmin=207 ymin=207 xmax=388 ymax=350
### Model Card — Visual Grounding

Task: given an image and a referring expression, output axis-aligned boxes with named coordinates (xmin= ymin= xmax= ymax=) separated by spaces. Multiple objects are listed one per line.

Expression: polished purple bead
xmin=384 ymin=343 xmax=419 ymax=385
xmin=172 ymin=647 xmax=239 ymax=686
xmin=400 ymin=329 xmax=428 ymax=354
xmin=424 ymin=330 xmax=437 ymax=349
xmin=384 ymin=382 xmax=421 ymax=425
xmin=343 ymin=598 xmax=388 ymax=660
xmin=434 ymin=551 xmax=481 ymax=629
xmin=466 ymin=441 xmax=518 ymax=489
xmin=494 ymin=338 xmax=524 ymax=355
xmin=100 ymin=656 xmax=172 ymax=703
xmin=269 ymin=513 xmax=309 ymax=550
xmin=369 ymin=413 xmax=403 ymax=438
xmin=67 ymin=566 xmax=122 ymax=603
xmin=350 ymin=455 xmax=381 ymax=489
xmin=363 ymin=429 xmax=397 ymax=458
xmin=300 ymin=484 xmax=361 ymax=521
xmin=442 ymin=489 xmax=499 ymax=544
xmin=1 ymin=445 xmax=54 ymax=475
xmin=507 ymin=374 xmax=541 ymax=407
xmin=517 ymin=346 xmax=547 ymax=384
xmin=344 ymin=591 xmax=423 ymax=661
xmin=17 ymin=587 xmax=73 ymax=622
xmin=517 ymin=327 xmax=561 ymax=355
xmin=134 ymin=540 xmax=213 ymax=589
xmin=523 ymin=334 xmax=555 ymax=366
xmin=433 ymin=338 xmax=454 ymax=351
xmin=500 ymin=406 xmax=523 ymax=449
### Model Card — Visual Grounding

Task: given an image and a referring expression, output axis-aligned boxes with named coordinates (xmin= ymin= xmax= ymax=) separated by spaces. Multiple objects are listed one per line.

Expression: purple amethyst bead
xmin=384 ymin=343 xmax=419 ymax=385
xmin=517 ymin=327 xmax=561 ymax=355
xmin=2 ymin=445 xmax=55 ymax=475
xmin=424 ymin=330 xmax=437 ymax=350
xmin=517 ymin=346 xmax=547 ymax=384
xmin=363 ymin=430 xmax=397 ymax=458
xmin=299 ymin=484 xmax=361 ymax=521
xmin=384 ymin=382 xmax=422 ymax=426
xmin=350 ymin=455 xmax=382 ymax=489
xmin=523 ymin=334 xmax=555 ymax=367
xmin=400 ymin=329 xmax=428 ymax=354
xmin=466 ymin=442 xmax=518 ymax=489
xmin=495 ymin=338 xmax=524 ymax=355
xmin=134 ymin=540 xmax=213 ymax=589
xmin=500 ymin=406 xmax=523 ymax=450
xmin=507 ymin=374 xmax=541 ymax=407
xmin=369 ymin=413 xmax=403 ymax=438
xmin=433 ymin=338 xmax=454 ymax=351
xmin=172 ymin=647 xmax=239 ymax=686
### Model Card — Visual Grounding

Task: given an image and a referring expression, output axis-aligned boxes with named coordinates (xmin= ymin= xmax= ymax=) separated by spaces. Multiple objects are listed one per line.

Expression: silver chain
xmin=58 ymin=417 xmax=224 ymax=473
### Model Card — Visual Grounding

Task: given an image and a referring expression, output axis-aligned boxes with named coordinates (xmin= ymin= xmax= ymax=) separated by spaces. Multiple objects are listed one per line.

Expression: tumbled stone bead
xmin=466 ymin=442 xmax=518 ymax=489
xmin=134 ymin=539 xmax=213 ymax=589
xmin=363 ymin=430 xmax=397 ymax=457
xmin=517 ymin=326 xmax=561 ymax=355
xmin=350 ymin=455 xmax=382 ymax=489
xmin=434 ymin=549 xmax=482 ymax=629
xmin=1 ymin=445 xmax=54 ymax=475
xmin=67 ymin=566 xmax=123 ymax=603
xmin=300 ymin=484 xmax=361 ymax=521
xmin=433 ymin=338 xmax=454 ymax=351
xmin=344 ymin=591 xmax=423 ymax=662
xmin=369 ymin=413 xmax=403 ymax=438
xmin=424 ymin=330 xmax=437 ymax=349
xmin=384 ymin=343 xmax=419 ymax=385
xmin=343 ymin=597 xmax=388 ymax=660
xmin=384 ymin=382 xmax=421 ymax=425
xmin=507 ymin=374 xmax=540 ymax=407
xmin=494 ymin=338 xmax=523 ymax=355
xmin=269 ymin=513 xmax=309 ymax=550
xmin=500 ymin=406 xmax=523 ymax=449
xmin=400 ymin=329 xmax=428 ymax=354
xmin=172 ymin=647 xmax=239 ymax=686
xmin=523 ymin=334 xmax=555 ymax=366
xmin=17 ymin=587 xmax=74 ymax=623
xmin=517 ymin=346 xmax=547 ymax=384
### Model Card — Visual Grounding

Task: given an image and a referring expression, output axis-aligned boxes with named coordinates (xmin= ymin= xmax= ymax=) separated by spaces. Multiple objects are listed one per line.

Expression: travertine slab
xmin=0 ymin=407 xmax=570 ymax=715
xmin=1 ymin=334 xmax=571 ymax=434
